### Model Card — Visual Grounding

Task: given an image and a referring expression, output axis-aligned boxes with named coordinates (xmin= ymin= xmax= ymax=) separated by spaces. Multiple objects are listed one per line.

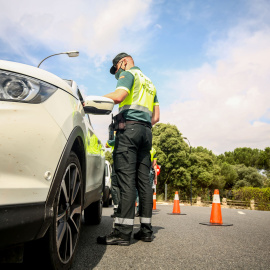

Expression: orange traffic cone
xmin=168 ymin=191 xmax=186 ymax=215
xmin=153 ymin=192 xmax=157 ymax=210
xmin=173 ymin=191 xmax=180 ymax=214
xmin=210 ymin=189 xmax=223 ymax=224
xmin=200 ymin=189 xmax=233 ymax=226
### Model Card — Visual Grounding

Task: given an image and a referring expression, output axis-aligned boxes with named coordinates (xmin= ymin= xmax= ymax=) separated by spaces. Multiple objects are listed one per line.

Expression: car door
xmin=77 ymin=88 xmax=104 ymax=193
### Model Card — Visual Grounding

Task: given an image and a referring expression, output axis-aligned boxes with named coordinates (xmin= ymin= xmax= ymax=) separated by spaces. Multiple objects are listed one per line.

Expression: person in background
xmin=105 ymin=133 xmax=120 ymax=218
xmin=136 ymin=146 xmax=157 ymax=216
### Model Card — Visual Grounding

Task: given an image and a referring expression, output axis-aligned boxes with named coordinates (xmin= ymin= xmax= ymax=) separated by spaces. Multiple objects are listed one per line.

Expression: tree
xmin=105 ymin=151 xmax=113 ymax=165
xmin=220 ymin=162 xmax=238 ymax=189
xmin=152 ymin=123 xmax=189 ymax=198
xmin=233 ymin=164 xmax=264 ymax=188
xmin=218 ymin=147 xmax=268 ymax=170
xmin=257 ymin=147 xmax=270 ymax=171
xmin=144 ymin=122 xmax=269 ymax=199
xmin=188 ymin=147 xmax=224 ymax=197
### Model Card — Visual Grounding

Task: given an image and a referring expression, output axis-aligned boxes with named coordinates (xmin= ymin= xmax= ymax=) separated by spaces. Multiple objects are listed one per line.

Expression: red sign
xmin=156 ymin=164 xmax=160 ymax=176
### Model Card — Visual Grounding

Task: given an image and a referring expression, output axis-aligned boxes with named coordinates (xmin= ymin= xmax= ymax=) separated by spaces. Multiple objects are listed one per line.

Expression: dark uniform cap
xmin=110 ymin=52 xmax=130 ymax=74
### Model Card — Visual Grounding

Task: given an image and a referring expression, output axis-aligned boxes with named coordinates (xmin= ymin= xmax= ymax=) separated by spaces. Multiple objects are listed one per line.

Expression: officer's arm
xmin=104 ymin=89 xmax=128 ymax=104
xmin=151 ymin=105 xmax=160 ymax=126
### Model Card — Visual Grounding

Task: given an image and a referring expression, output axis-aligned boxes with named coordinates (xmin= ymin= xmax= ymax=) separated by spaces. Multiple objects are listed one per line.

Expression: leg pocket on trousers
xmin=114 ymin=146 xmax=129 ymax=171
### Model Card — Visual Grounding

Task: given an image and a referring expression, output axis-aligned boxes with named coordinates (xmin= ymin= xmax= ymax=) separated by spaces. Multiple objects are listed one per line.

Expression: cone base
xmin=167 ymin=213 xmax=187 ymax=215
xmin=199 ymin=222 xmax=233 ymax=226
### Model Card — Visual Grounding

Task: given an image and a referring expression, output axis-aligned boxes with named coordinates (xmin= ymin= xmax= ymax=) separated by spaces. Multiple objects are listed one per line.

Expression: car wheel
xmin=102 ymin=186 xmax=110 ymax=207
xmin=109 ymin=196 xmax=113 ymax=206
xmin=48 ymin=151 xmax=83 ymax=269
xmin=84 ymin=197 xmax=103 ymax=225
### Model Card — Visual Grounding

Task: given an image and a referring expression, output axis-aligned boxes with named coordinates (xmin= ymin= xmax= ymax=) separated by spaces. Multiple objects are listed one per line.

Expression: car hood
xmin=0 ymin=60 xmax=73 ymax=95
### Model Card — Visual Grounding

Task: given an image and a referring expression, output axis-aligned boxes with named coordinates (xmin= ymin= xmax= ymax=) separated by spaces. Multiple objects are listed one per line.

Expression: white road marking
xmin=238 ymin=211 xmax=246 ymax=215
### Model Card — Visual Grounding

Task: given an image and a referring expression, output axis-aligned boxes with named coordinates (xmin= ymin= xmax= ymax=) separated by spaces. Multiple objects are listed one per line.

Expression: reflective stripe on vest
xmin=119 ymin=69 xmax=156 ymax=118
xmin=115 ymin=217 xmax=134 ymax=226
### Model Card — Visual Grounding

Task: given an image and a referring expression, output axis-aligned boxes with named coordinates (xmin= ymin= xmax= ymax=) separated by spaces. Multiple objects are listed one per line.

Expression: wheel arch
xmin=71 ymin=136 xmax=86 ymax=196
xmin=36 ymin=126 xmax=86 ymax=239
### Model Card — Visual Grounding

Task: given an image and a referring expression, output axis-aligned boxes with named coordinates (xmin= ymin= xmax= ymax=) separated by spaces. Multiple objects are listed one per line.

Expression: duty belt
xmin=126 ymin=120 xmax=152 ymax=129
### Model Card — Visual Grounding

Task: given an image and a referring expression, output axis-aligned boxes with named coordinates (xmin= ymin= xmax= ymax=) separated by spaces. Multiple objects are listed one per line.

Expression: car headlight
xmin=0 ymin=70 xmax=57 ymax=103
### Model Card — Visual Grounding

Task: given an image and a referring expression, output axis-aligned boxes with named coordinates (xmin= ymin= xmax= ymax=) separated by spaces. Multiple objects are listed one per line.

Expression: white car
xmin=102 ymin=160 xmax=112 ymax=207
xmin=0 ymin=60 xmax=114 ymax=268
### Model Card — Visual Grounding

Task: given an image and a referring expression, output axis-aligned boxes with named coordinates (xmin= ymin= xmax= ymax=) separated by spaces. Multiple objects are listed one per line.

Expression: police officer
xmin=97 ymin=52 xmax=160 ymax=245
xmin=150 ymin=147 xmax=158 ymax=189
xmin=136 ymin=146 xmax=158 ymax=216
xmin=105 ymin=134 xmax=120 ymax=218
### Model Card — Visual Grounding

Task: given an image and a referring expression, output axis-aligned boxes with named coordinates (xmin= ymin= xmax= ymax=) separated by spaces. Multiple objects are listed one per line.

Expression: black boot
xmin=133 ymin=230 xmax=153 ymax=242
xmin=97 ymin=230 xmax=131 ymax=246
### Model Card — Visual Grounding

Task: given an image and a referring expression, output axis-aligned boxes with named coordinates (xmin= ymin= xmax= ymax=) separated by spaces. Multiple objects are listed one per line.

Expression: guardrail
xmin=199 ymin=197 xmax=253 ymax=209
xmin=161 ymin=197 xmax=270 ymax=211
xmin=199 ymin=197 xmax=269 ymax=210
xmin=180 ymin=197 xmax=270 ymax=211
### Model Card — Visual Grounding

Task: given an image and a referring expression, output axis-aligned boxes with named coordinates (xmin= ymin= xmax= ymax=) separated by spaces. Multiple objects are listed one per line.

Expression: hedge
xmin=232 ymin=187 xmax=270 ymax=211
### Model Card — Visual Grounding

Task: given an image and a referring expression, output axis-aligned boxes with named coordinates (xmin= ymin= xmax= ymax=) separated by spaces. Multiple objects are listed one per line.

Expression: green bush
xmin=232 ymin=187 xmax=270 ymax=211
xmin=157 ymin=193 xmax=164 ymax=201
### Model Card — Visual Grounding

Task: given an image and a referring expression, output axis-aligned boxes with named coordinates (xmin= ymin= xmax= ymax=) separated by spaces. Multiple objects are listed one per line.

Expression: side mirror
xmin=84 ymin=96 xmax=114 ymax=115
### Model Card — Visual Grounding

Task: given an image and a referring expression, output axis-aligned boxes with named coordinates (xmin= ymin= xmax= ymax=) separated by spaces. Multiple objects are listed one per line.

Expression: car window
xmin=77 ymin=88 xmax=85 ymax=105
xmin=64 ymin=79 xmax=73 ymax=87
xmin=76 ymin=87 xmax=93 ymax=127
xmin=87 ymin=114 xmax=92 ymax=127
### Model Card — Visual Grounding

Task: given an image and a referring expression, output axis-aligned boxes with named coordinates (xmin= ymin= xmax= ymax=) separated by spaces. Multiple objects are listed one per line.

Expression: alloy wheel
xmin=56 ymin=163 xmax=82 ymax=264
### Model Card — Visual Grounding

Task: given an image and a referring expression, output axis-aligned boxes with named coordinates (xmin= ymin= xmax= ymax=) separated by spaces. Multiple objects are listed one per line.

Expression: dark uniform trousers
xmin=111 ymin=164 xmax=120 ymax=212
xmin=113 ymin=123 xmax=153 ymax=236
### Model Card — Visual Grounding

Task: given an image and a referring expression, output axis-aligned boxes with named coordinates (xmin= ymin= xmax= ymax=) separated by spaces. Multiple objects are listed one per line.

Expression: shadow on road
xmin=72 ymin=214 xmax=165 ymax=268
xmin=0 ymin=210 xmax=165 ymax=270
xmin=71 ymin=216 xmax=111 ymax=269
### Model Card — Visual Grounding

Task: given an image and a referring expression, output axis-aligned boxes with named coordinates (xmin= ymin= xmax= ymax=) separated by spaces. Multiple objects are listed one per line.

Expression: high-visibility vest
xmin=150 ymin=147 xmax=157 ymax=162
xmin=107 ymin=141 xmax=115 ymax=152
xmin=119 ymin=69 xmax=157 ymax=119
xmin=87 ymin=133 xmax=100 ymax=155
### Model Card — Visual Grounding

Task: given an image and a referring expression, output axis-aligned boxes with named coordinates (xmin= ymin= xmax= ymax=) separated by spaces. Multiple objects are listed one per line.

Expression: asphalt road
xmin=71 ymin=204 xmax=270 ymax=270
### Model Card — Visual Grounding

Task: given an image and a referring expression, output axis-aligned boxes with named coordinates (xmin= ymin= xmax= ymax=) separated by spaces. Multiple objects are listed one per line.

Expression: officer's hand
xmin=154 ymin=178 xmax=157 ymax=185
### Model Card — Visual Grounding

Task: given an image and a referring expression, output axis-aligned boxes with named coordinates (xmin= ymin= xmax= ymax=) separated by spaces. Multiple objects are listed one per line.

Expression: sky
xmin=1 ymin=0 xmax=270 ymax=154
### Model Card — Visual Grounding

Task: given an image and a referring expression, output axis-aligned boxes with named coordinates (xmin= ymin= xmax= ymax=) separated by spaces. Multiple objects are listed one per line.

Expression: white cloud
xmin=0 ymin=0 xmax=154 ymax=65
xmin=161 ymin=6 xmax=270 ymax=154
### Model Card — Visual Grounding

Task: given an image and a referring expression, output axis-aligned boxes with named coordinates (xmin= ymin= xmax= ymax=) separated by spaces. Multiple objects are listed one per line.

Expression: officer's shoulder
xmin=122 ymin=70 xmax=134 ymax=76
xmin=127 ymin=67 xmax=141 ymax=75
xmin=120 ymin=70 xmax=135 ymax=80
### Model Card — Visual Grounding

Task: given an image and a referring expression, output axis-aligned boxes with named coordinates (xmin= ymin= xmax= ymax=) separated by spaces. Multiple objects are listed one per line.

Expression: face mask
xmin=115 ymin=68 xmax=124 ymax=80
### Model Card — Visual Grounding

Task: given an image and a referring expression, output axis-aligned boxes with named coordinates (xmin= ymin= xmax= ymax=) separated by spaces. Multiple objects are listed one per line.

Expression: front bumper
xmin=0 ymin=203 xmax=45 ymax=249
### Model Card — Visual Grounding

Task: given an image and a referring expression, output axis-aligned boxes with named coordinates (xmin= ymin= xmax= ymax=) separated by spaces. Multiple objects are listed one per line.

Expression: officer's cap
xmin=110 ymin=52 xmax=130 ymax=74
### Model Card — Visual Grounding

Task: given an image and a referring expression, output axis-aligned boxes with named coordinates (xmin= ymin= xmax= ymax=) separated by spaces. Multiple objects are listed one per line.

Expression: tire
xmin=84 ymin=197 xmax=103 ymax=225
xmin=109 ymin=196 xmax=113 ymax=206
xmin=47 ymin=151 xmax=83 ymax=270
xmin=102 ymin=186 xmax=110 ymax=207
